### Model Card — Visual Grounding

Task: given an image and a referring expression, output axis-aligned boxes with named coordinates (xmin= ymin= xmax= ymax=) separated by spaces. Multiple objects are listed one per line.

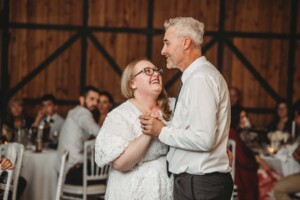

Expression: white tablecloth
xmin=261 ymin=155 xmax=300 ymax=176
xmin=20 ymin=149 xmax=57 ymax=200
xmin=261 ymin=143 xmax=300 ymax=177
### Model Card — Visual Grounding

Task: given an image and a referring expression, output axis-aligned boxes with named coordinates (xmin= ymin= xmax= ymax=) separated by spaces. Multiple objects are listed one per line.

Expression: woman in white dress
xmin=95 ymin=58 xmax=174 ymax=200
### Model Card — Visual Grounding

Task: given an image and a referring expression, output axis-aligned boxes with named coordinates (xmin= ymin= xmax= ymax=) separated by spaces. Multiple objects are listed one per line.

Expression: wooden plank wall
xmin=224 ymin=0 xmax=294 ymax=126
xmin=0 ymin=0 xmax=4 ymax=84
xmin=6 ymin=0 xmax=300 ymax=128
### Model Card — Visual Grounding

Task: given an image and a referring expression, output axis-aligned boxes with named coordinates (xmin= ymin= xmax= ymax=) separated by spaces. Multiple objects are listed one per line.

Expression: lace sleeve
xmin=95 ymin=111 xmax=133 ymax=167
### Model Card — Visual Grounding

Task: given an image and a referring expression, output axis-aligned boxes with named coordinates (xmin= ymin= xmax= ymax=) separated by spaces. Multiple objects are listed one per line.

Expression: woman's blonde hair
xmin=121 ymin=58 xmax=172 ymax=121
xmin=8 ymin=97 xmax=24 ymax=108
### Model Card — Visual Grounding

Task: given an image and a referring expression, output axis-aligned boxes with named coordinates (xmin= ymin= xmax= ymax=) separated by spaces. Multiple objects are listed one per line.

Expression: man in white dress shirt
xmin=55 ymin=86 xmax=101 ymax=185
xmin=32 ymin=94 xmax=64 ymax=144
xmin=140 ymin=17 xmax=233 ymax=199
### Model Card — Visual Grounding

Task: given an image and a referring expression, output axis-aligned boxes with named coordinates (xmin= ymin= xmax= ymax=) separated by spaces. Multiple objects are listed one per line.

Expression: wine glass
xmin=26 ymin=128 xmax=33 ymax=150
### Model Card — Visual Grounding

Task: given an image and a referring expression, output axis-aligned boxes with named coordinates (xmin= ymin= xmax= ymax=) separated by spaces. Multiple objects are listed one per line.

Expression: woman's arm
xmin=112 ymin=134 xmax=152 ymax=172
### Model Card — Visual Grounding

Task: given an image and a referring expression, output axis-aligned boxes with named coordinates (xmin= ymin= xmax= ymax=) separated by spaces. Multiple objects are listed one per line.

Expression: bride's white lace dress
xmin=95 ymin=100 xmax=173 ymax=200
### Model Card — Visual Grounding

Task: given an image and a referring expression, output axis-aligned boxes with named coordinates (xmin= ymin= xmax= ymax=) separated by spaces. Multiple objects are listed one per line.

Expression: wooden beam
xmin=146 ymin=0 xmax=154 ymax=59
xmin=23 ymin=98 xmax=78 ymax=106
xmin=224 ymin=38 xmax=283 ymax=102
xmin=0 ymin=0 xmax=10 ymax=131
xmin=88 ymin=32 xmax=123 ymax=76
xmin=8 ymin=22 xmax=300 ymax=39
xmin=80 ymin=0 xmax=89 ymax=93
xmin=217 ymin=0 xmax=225 ymax=72
xmin=286 ymin=0 xmax=298 ymax=107
xmin=8 ymin=32 xmax=81 ymax=97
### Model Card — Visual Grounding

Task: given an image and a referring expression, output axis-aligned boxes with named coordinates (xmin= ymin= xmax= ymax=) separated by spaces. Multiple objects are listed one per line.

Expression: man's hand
xmin=227 ymin=148 xmax=233 ymax=167
xmin=139 ymin=115 xmax=164 ymax=137
xmin=32 ymin=108 xmax=46 ymax=127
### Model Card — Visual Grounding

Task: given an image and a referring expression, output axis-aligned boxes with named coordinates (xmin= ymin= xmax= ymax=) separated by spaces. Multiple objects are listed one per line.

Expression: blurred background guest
xmin=3 ymin=97 xmax=33 ymax=142
xmin=292 ymin=99 xmax=300 ymax=140
xmin=5 ymin=97 xmax=33 ymax=130
xmin=0 ymin=145 xmax=27 ymax=200
xmin=229 ymin=86 xmax=251 ymax=131
xmin=229 ymin=86 xmax=265 ymax=200
xmin=54 ymin=85 xmax=101 ymax=185
xmin=267 ymin=101 xmax=292 ymax=133
xmin=229 ymin=86 xmax=257 ymax=150
xmin=97 ymin=90 xmax=114 ymax=126
xmin=273 ymin=100 xmax=300 ymax=200
xmin=32 ymin=94 xmax=64 ymax=144
xmin=1 ymin=122 xmax=12 ymax=143
xmin=229 ymin=128 xmax=259 ymax=200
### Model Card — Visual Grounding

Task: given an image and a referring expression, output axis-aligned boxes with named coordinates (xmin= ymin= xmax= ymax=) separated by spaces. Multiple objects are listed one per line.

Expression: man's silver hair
xmin=164 ymin=17 xmax=204 ymax=49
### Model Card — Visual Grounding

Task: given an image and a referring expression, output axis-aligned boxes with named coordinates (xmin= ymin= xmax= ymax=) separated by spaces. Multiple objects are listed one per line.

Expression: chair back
xmin=62 ymin=140 xmax=110 ymax=200
xmin=227 ymin=139 xmax=238 ymax=200
xmin=0 ymin=143 xmax=24 ymax=200
xmin=55 ymin=151 xmax=69 ymax=200
xmin=227 ymin=139 xmax=236 ymax=181
xmin=0 ymin=169 xmax=13 ymax=200
xmin=83 ymin=140 xmax=110 ymax=196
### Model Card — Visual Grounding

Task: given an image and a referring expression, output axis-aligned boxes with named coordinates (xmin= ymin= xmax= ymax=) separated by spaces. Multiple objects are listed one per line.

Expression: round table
xmin=261 ymin=143 xmax=300 ymax=177
xmin=20 ymin=149 xmax=57 ymax=200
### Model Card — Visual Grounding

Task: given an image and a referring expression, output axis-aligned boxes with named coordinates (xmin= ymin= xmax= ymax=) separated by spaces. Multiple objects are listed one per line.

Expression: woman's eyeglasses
xmin=133 ymin=67 xmax=164 ymax=78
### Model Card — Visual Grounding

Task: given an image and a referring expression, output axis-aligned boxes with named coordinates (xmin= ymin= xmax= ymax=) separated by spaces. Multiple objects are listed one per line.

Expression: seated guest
xmin=229 ymin=86 xmax=251 ymax=131
xmin=229 ymin=128 xmax=259 ymax=200
xmin=267 ymin=101 xmax=292 ymax=133
xmin=32 ymin=94 xmax=64 ymax=143
xmin=0 ymin=157 xmax=14 ymax=170
xmin=273 ymin=145 xmax=300 ymax=200
xmin=97 ymin=90 xmax=114 ymax=126
xmin=229 ymin=88 xmax=261 ymax=199
xmin=292 ymin=99 xmax=300 ymax=139
xmin=0 ymin=151 xmax=27 ymax=200
xmin=54 ymin=86 xmax=101 ymax=185
xmin=4 ymin=97 xmax=33 ymax=141
xmin=5 ymin=97 xmax=33 ymax=130
xmin=273 ymin=101 xmax=300 ymax=200
xmin=1 ymin=124 xmax=12 ymax=143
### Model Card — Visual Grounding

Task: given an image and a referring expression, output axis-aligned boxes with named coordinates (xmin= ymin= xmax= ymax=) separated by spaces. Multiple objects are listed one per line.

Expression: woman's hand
xmin=0 ymin=158 xmax=15 ymax=170
xmin=139 ymin=115 xmax=164 ymax=138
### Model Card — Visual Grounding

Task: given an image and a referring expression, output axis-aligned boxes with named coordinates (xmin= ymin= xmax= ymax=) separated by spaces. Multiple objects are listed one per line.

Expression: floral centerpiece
xmin=267 ymin=130 xmax=290 ymax=153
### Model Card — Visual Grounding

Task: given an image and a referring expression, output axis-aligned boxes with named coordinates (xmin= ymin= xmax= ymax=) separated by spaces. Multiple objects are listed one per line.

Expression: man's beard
xmin=83 ymin=101 xmax=99 ymax=122
xmin=83 ymin=101 xmax=97 ymax=112
xmin=166 ymin=57 xmax=176 ymax=69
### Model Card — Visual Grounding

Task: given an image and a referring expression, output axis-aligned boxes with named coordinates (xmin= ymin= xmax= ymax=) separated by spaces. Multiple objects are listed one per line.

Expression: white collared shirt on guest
xmin=39 ymin=113 xmax=64 ymax=136
xmin=54 ymin=106 xmax=100 ymax=172
xmin=159 ymin=56 xmax=231 ymax=175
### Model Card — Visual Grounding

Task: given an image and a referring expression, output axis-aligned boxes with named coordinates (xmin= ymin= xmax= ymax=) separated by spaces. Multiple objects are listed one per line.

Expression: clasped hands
xmin=139 ymin=113 xmax=165 ymax=138
xmin=139 ymin=114 xmax=234 ymax=167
